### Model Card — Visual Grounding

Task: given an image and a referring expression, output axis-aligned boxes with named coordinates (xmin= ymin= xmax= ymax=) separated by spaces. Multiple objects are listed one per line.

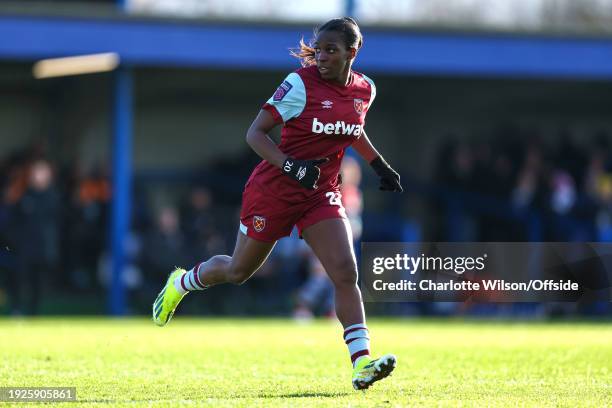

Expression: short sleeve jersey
xmin=247 ymin=65 xmax=376 ymax=203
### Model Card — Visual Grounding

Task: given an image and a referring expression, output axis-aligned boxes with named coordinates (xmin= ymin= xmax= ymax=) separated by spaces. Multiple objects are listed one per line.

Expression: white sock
xmin=344 ymin=323 xmax=370 ymax=367
xmin=173 ymin=263 xmax=208 ymax=295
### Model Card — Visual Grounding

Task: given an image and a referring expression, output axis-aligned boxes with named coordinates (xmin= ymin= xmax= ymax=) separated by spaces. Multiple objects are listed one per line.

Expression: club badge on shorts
xmin=353 ymin=98 xmax=364 ymax=115
xmin=253 ymin=216 xmax=266 ymax=232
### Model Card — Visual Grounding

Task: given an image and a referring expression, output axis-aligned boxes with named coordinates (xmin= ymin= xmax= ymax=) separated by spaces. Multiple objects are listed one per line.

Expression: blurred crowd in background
xmin=2 ymin=124 xmax=612 ymax=316
xmin=431 ymin=126 xmax=612 ymax=243
xmin=0 ymin=143 xmax=363 ymax=317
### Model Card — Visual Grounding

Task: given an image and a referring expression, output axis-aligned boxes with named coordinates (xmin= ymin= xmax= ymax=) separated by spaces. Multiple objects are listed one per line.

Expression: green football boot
xmin=352 ymin=354 xmax=397 ymax=390
xmin=153 ymin=268 xmax=187 ymax=327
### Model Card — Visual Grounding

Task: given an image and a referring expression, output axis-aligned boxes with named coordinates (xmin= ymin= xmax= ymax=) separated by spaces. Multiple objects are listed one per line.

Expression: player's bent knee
xmin=209 ymin=254 xmax=232 ymax=268
xmin=328 ymin=258 xmax=358 ymax=287
xmin=227 ymin=265 xmax=253 ymax=285
xmin=333 ymin=272 xmax=358 ymax=288
xmin=229 ymin=274 xmax=250 ymax=285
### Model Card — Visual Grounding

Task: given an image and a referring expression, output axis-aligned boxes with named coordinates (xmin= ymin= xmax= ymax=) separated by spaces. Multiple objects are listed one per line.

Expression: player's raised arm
xmin=352 ymin=130 xmax=403 ymax=192
xmin=245 ymin=109 xmax=287 ymax=168
xmin=246 ymin=109 xmax=327 ymax=190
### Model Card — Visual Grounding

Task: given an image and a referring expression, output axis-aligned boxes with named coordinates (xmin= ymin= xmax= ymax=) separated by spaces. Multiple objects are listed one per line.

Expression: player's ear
xmin=348 ymin=47 xmax=357 ymax=61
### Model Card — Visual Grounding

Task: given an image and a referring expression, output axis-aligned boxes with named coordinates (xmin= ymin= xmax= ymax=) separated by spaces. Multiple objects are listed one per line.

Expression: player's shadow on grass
xmin=264 ymin=392 xmax=352 ymax=398
xmin=78 ymin=391 xmax=351 ymax=403
xmin=78 ymin=392 xmax=351 ymax=404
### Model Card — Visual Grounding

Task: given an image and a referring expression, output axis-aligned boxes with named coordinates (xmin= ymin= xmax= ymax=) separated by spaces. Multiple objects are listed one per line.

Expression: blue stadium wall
xmin=2 ymin=14 xmax=612 ymax=79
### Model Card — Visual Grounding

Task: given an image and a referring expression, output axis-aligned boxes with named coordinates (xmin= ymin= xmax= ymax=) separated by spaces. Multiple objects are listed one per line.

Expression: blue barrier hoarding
xmin=2 ymin=15 xmax=612 ymax=78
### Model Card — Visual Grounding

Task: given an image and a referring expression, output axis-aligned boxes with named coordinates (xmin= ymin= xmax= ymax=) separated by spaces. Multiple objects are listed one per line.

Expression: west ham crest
xmin=253 ymin=216 xmax=266 ymax=232
xmin=354 ymin=98 xmax=364 ymax=114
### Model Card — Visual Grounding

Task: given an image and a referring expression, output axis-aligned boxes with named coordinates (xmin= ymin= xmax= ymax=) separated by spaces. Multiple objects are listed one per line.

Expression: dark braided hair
xmin=290 ymin=17 xmax=363 ymax=67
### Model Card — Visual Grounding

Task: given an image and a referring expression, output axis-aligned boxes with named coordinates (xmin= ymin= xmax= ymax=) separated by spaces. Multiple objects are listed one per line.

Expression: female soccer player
xmin=153 ymin=17 xmax=402 ymax=390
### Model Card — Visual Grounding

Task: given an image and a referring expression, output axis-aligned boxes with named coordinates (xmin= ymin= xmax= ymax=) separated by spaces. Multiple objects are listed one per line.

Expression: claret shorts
xmin=239 ymin=179 xmax=347 ymax=242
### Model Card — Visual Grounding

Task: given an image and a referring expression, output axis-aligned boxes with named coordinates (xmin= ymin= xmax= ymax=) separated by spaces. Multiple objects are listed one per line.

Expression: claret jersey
xmin=247 ymin=65 xmax=376 ymax=202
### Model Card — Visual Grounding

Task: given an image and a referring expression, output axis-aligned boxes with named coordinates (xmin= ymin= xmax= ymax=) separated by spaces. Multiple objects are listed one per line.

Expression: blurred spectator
xmin=436 ymin=138 xmax=474 ymax=192
xmin=67 ymin=164 xmax=111 ymax=289
xmin=8 ymin=159 xmax=60 ymax=315
xmin=180 ymin=186 xmax=227 ymax=265
xmin=341 ymin=156 xmax=364 ymax=240
xmin=141 ymin=206 xmax=190 ymax=281
xmin=293 ymin=253 xmax=335 ymax=320
xmin=512 ymin=142 xmax=545 ymax=210
xmin=181 ymin=186 xmax=214 ymax=242
xmin=550 ymin=170 xmax=576 ymax=215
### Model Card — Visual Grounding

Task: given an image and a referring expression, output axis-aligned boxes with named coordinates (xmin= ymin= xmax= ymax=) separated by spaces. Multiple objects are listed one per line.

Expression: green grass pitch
xmin=0 ymin=318 xmax=610 ymax=407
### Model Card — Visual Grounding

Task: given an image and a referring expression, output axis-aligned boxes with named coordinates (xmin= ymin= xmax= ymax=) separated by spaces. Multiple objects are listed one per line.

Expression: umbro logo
xmin=297 ymin=166 xmax=307 ymax=180
xmin=321 ymin=100 xmax=333 ymax=109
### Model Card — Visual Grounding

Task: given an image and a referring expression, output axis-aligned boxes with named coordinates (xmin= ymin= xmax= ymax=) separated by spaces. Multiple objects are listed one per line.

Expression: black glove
xmin=370 ymin=156 xmax=403 ymax=192
xmin=282 ymin=157 xmax=329 ymax=190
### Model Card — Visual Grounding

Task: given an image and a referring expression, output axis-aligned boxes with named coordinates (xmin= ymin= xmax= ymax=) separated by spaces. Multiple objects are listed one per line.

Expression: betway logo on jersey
xmin=312 ymin=118 xmax=362 ymax=137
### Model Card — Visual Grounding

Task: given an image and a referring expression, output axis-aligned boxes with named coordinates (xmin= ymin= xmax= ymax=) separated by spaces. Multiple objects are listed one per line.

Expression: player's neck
xmin=328 ymin=69 xmax=352 ymax=87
